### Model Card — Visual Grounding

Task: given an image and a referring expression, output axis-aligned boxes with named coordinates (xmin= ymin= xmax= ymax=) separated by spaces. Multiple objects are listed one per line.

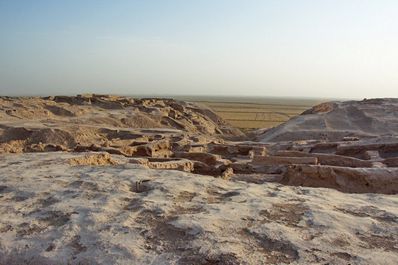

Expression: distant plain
xmin=174 ymin=96 xmax=326 ymax=129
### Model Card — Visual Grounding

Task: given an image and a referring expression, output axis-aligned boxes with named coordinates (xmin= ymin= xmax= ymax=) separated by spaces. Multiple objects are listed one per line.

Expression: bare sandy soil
xmin=0 ymin=152 xmax=397 ymax=265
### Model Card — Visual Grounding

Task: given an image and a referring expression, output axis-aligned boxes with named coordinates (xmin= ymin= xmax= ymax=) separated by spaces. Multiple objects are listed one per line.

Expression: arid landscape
xmin=2 ymin=1 xmax=397 ymax=264
xmin=181 ymin=96 xmax=323 ymax=130
xmin=0 ymin=95 xmax=397 ymax=264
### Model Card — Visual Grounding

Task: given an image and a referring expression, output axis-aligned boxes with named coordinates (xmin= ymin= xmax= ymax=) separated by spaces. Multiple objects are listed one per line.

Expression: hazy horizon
xmin=0 ymin=92 xmax=350 ymax=102
xmin=1 ymin=0 xmax=398 ymax=99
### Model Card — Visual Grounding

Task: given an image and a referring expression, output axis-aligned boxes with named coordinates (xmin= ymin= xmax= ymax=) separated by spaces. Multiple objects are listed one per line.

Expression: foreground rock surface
xmin=0 ymin=152 xmax=397 ymax=265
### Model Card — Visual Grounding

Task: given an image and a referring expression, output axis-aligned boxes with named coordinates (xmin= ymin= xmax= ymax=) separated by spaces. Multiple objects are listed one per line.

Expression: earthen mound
xmin=258 ymin=98 xmax=398 ymax=142
xmin=0 ymin=95 xmax=244 ymax=154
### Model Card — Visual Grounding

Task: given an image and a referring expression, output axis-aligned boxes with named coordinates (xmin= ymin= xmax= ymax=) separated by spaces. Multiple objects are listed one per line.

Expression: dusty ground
xmin=0 ymin=152 xmax=397 ymax=265
xmin=0 ymin=96 xmax=397 ymax=264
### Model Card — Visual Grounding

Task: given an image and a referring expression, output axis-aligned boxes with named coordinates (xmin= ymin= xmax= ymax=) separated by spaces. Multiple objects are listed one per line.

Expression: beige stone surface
xmin=0 ymin=152 xmax=397 ymax=265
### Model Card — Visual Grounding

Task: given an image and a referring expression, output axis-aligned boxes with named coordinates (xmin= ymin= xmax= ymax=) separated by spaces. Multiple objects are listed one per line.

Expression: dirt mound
xmin=0 ymin=95 xmax=243 ymax=137
xmin=258 ymin=98 xmax=398 ymax=142
xmin=0 ymin=95 xmax=244 ymax=154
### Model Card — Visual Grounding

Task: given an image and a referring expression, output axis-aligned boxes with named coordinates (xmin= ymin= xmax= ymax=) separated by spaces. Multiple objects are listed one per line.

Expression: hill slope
xmin=258 ymin=98 xmax=398 ymax=142
xmin=0 ymin=95 xmax=243 ymax=154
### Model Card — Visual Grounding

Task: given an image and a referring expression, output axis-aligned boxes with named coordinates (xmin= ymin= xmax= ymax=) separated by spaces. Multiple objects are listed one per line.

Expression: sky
xmin=0 ymin=0 xmax=397 ymax=99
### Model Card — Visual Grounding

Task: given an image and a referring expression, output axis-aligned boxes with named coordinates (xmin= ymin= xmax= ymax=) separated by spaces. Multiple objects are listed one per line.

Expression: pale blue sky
xmin=0 ymin=0 xmax=397 ymax=98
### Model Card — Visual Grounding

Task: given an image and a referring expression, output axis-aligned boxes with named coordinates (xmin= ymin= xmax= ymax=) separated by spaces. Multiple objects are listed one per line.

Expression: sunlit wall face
xmin=0 ymin=0 xmax=397 ymax=98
